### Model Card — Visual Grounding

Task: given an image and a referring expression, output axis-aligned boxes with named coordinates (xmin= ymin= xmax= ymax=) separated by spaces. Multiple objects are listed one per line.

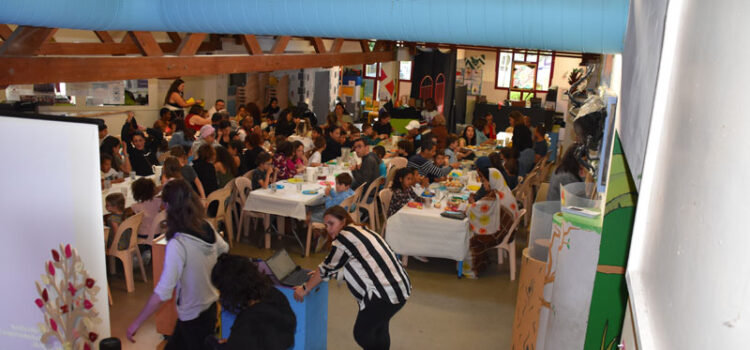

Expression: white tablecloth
xmin=385 ymin=203 xmax=471 ymax=262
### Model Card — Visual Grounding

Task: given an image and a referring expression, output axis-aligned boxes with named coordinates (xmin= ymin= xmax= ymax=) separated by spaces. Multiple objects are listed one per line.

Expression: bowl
xmin=446 ymin=184 xmax=464 ymax=193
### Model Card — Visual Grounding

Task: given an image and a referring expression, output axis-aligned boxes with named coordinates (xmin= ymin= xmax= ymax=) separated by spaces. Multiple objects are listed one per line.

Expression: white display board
xmin=0 ymin=115 xmax=110 ymax=348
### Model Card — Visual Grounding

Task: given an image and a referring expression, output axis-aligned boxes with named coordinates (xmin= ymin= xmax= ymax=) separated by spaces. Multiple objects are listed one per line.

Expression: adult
xmin=214 ymin=146 xmax=237 ymax=188
xmin=546 ymin=145 xmax=585 ymax=201
xmin=465 ymin=167 xmax=518 ymax=278
xmin=191 ymin=124 xmax=218 ymax=157
xmin=488 ymin=152 xmax=518 ymax=190
xmin=509 ymin=111 xmax=534 ymax=176
xmin=97 ymin=120 xmax=117 ymax=146
xmin=322 ymin=112 xmax=339 ymax=132
xmin=209 ymin=254 xmax=296 ymax=349
xmin=472 ymin=117 xmax=490 ymax=145
xmin=276 ymin=109 xmax=297 ymax=137
xmin=372 ymin=112 xmax=393 ymax=139
xmin=459 ymin=125 xmax=477 ymax=147
xmin=186 ymin=105 xmax=211 ymax=132
xmin=321 ymin=127 xmax=344 ymax=163
xmin=407 ymin=138 xmax=458 ymax=182
xmin=262 ymin=97 xmax=281 ymax=120
xmin=402 ymin=120 xmax=421 ymax=151
xmin=430 ymin=114 xmax=449 ymax=151
xmin=334 ymin=102 xmax=352 ymax=124
xmin=350 ymin=138 xmax=382 ymax=190
xmin=100 ymin=137 xmax=131 ymax=175
xmin=158 ymin=108 xmax=174 ymax=135
xmin=421 ymin=98 xmax=439 ymax=125
xmin=482 ymin=112 xmax=497 ymax=140
xmin=127 ymin=179 xmax=229 ymax=348
xmin=235 ymin=104 xmax=249 ymax=123
xmin=247 ymin=102 xmax=263 ymax=127
xmin=193 ymin=144 xmax=219 ymax=196
xmin=128 ymin=132 xmax=155 ymax=176
xmin=169 ymin=119 xmax=195 ymax=149
xmin=163 ymin=78 xmax=202 ymax=119
xmin=216 ymin=119 xmax=233 ymax=149
xmin=293 ymin=206 xmax=411 ymax=350
xmin=206 ymin=99 xmax=226 ymax=122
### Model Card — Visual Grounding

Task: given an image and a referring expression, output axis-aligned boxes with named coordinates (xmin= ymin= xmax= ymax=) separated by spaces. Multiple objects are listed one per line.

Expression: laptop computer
xmin=265 ymin=249 xmax=311 ymax=287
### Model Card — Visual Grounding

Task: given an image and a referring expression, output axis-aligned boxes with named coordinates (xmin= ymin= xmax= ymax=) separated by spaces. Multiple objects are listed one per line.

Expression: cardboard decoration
xmin=511 ymin=248 xmax=547 ymax=350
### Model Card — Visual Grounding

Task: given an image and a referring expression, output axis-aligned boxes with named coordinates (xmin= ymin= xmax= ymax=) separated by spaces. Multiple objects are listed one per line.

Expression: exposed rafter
xmin=128 ymin=31 xmax=163 ymax=56
xmin=166 ymin=32 xmax=182 ymax=44
xmin=309 ymin=37 xmax=326 ymax=54
xmin=93 ymin=31 xmax=113 ymax=43
xmin=176 ymin=33 xmax=207 ymax=56
xmin=0 ymin=25 xmax=12 ymax=41
xmin=330 ymin=38 xmax=344 ymax=53
xmin=270 ymin=35 xmax=291 ymax=54
xmin=0 ymin=26 xmax=57 ymax=56
xmin=239 ymin=34 xmax=263 ymax=55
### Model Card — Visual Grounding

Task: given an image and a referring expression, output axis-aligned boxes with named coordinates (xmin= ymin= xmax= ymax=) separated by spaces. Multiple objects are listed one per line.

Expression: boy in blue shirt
xmin=311 ymin=173 xmax=355 ymax=222
xmin=372 ymin=145 xmax=388 ymax=179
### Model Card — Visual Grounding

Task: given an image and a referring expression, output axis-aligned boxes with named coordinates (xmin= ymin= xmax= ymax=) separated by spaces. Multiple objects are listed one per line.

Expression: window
xmin=399 ymin=61 xmax=413 ymax=81
xmin=6 ymin=79 xmax=148 ymax=106
xmin=364 ymin=63 xmax=378 ymax=78
xmin=496 ymin=49 xmax=556 ymax=100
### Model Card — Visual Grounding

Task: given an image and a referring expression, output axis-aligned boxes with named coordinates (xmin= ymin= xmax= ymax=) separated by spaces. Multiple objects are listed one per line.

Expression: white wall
xmin=626 ymin=0 xmax=750 ymax=349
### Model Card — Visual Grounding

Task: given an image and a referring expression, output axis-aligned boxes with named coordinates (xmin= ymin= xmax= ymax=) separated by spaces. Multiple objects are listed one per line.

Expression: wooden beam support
xmin=0 ymin=25 xmax=12 ymax=41
xmin=360 ymin=40 xmax=371 ymax=52
xmin=0 ymin=26 xmax=57 ymax=56
xmin=94 ymin=31 xmax=113 ymax=43
xmin=330 ymin=38 xmax=344 ymax=53
xmin=270 ymin=36 xmax=291 ymax=54
xmin=128 ymin=31 xmax=163 ymax=56
xmin=176 ymin=33 xmax=207 ymax=56
xmin=36 ymin=41 xmax=218 ymax=55
xmin=0 ymin=50 xmax=396 ymax=84
xmin=239 ymin=35 xmax=263 ymax=55
xmin=167 ymin=32 xmax=182 ymax=44
xmin=372 ymin=40 xmax=391 ymax=52
xmin=309 ymin=37 xmax=326 ymax=54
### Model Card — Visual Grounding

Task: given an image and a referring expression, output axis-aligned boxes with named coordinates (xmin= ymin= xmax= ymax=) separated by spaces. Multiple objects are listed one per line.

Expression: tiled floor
xmin=108 ymin=234 xmax=520 ymax=349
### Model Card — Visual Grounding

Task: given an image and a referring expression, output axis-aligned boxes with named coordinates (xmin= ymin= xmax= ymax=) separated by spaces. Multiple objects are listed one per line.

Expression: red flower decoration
xmin=498 ymin=192 xmax=504 ymax=199
xmin=469 ymin=223 xmax=475 ymax=231
xmin=85 ymin=278 xmax=95 ymax=289
xmin=88 ymin=332 xmax=98 ymax=342
xmin=480 ymin=204 xmax=489 ymax=213
xmin=51 ymin=249 xmax=60 ymax=262
xmin=479 ymin=228 xmax=487 ymax=234
xmin=67 ymin=282 xmax=77 ymax=296
xmin=60 ymin=304 xmax=69 ymax=314
xmin=47 ymin=261 xmax=55 ymax=276
xmin=50 ymin=319 xmax=57 ymax=332
xmin=84 ymin=343 xmax=91 ymax=350
xmin=34 ymin=298 xmax=43 ymax=308
xmin=64 ymin=244 xmax=72 ymax=258
xmin=510 ymin=203 xmax=516 ymax=210
xmin=84 ymin=300 xmax=93 ymax=309
xmin=42 ymin=289 xmax=48 ymax=302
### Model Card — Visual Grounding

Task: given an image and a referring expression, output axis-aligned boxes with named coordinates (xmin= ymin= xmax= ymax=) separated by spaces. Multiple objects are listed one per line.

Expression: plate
xmin=275 ymin=184 xmax=284 ymax=189
xmin=467 ymin=185 xmax=481 ymax=191
xmin=302 ymin=190 xmax=319 ymax=195
xmin=287 ymin=178 xmax=304 ymax=183
xmin=318 ymin=181 xmax=334 ymax=186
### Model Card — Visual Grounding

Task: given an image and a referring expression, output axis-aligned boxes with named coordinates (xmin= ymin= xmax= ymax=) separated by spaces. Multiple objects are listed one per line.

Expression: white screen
xmin=267 ymin=250 xmax=296 ymax=279
xmin=0 ymin=115 xmax=110 ymax=348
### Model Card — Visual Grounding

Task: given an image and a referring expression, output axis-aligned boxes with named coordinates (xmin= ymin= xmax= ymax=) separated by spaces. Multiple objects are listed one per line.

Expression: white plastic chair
xmin=137 ymin=210 xmax=166 ymax=247
xmin=206 ymin=187 xmax=233 ymax=246
xmin=357 ymin=177 xmax=385 ymax=231
xmin=377 ymin=188 xmax=393 ymax=236
xmin=493 ymin=208 xmax=526 ymax=281
xmin=106 ymin=212 xmax=147 ymax=293
xmin=389 ymin=156 xmax=408 ymax=169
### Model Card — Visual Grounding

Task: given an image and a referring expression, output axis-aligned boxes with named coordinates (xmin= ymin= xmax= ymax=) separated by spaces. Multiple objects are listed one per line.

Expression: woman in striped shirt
xmin=293 ymin=206 xmax=411 ymax=350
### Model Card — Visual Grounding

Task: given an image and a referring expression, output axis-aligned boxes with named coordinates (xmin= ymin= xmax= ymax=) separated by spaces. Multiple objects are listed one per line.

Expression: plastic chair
xmin=377 ymin=188 xmax=393 ymax=236
xmin=535 ymin=182 xmax=550 ymax=203
xmin=494 ymin=208 xmax=526 ymax=281
xmin=513 ymin=172 xmax=537 ymax=228
xmin=137 ymin=210 xmax=166 ymax=247
xmin=206 ymin=187 xmax=233 ymax=246
xmin=384 ymin=166 xmax=398 ymax=190
xmin=357 ymin=177 xmax=385 ymax=231
xmin=236 ymin=177 xmax=272 ymax=248
xmin=106 ymin=212 xmax=147 ymax=293
xmin=303 ymin=184 xmax=366 ymax=256
xmin=389 ymin=156 xmax=408 ymax=169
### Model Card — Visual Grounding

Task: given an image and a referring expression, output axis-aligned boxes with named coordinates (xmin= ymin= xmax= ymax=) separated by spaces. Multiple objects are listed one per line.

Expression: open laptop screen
xmin=266 ymin=249 xmax=297 ymax=280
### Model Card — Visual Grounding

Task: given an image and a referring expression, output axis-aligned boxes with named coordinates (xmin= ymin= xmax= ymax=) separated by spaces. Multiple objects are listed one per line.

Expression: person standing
xmin=164 ymin=78 xmax=203 ymax=120
xmin=293 ymin=206 xmax=410 ymax=350
xmin=127 ymin=179 xmax=229 ymax=349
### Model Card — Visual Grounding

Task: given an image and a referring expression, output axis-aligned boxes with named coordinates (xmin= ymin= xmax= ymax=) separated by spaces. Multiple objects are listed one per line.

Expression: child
xmin=311 ymin=173 xmax=355 ymax=222
xmin=361 ymin=124 xmax=380 ymax=146
xmin=434 ymin=150 xmax=448 ymax=167
xmin=445 ymin=134 xmax=473 ymax=164
xmin=387 ymin=168 xmax=423 ymax=217
xmin=533 ymin=125 xmax=548 ymax=163
xmin=101 ymin=154 xmax=124 ymax=184
xmin=308 ymin=136 xmax=326 ymax=167
xmin=169 ymin=146 xmax=207 ymax=200
xmin=251 ymin=152 xmax=276 ymax=190
xmin=372 ymin=145 xmax=388 ymax=179
xmin=104 ymin=193 xmax=130 ymax=251
xmin=131 ymin=177 xmax=163 ymax=244
xmin=161 ymin=156 xmax=182 ymax=184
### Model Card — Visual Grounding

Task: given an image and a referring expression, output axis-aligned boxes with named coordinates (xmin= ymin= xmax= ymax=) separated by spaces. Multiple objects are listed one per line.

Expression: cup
xmin=104 ymin=179 xmax=111 ymax=190
xmin=423 ymin=197 xmax=432 ymax=208
xmin=270 ymin=182 xmax=277 ymax=193
xmin=296 ymin=183 xmax=303 ymax=192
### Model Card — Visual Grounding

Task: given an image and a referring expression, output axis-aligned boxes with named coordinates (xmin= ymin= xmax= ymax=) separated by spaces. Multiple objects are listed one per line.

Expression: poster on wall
xmin=464 ymin=69 xmax=483 ymax=96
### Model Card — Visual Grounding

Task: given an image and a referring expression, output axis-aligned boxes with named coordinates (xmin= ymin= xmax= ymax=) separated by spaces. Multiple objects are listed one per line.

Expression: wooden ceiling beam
xmin=270 ymin=35 xmax=291 ymax=54
xmin=309 ymin=37 xmax=326 ymax=54
xmin=0 ymin=26 xmax=57 ymax=56
xmin=176 ymin=33 xmax=207 ymax=56
xmin=34 ymin=41 xmax=218 ymax=55
xmin=93 ymin=31 xmax=113 ymax=43
xmin=128 ymin=31 xmax=163 ymax=56
xmin=372 ymin=40 xmax=391 ymax=52
xmin=0 ymin=50 xmax=396 ymax=84
xmin=0 ymin=25 xmax=12 ymax=41
xmin=167 ymin=32 xmax=182 ymax=44
xmin=330 ymin=38 xmax=344 ymax=53
xmin=239 ymin=34 xmax=263 ymax=55
xmin=360 ymin=40 xmax=371 ymax=52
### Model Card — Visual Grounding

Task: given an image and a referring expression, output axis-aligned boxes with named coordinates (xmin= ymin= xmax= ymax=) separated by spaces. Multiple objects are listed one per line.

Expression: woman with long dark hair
xmin=164 ymin=78 xmax=202 ymax=119
xmin=293 ymin=206 xmax=410 ymax=350
xmin=262 ymin=97 xmax=281 ymax=120
xmin=546 ymin=144 xmax=585 ymax=201
xmin=100 ymin=136 xmax=132 ymax=175
xmin=209 ymin=254 xmax=296 ymax=349
xmin=127 ymin=179 xmax=228 ymax=349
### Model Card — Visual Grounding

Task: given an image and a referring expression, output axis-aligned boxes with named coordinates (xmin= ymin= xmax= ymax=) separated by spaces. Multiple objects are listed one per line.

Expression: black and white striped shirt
xmin=318 ymin=225 xmax=411 ymax=310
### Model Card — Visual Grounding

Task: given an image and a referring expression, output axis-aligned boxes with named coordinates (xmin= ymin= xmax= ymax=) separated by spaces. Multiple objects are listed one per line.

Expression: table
xmin=385 ymin=191 xmax=472 ymax=278
xmin=244 ymin=169 xmax=350 ymax=256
